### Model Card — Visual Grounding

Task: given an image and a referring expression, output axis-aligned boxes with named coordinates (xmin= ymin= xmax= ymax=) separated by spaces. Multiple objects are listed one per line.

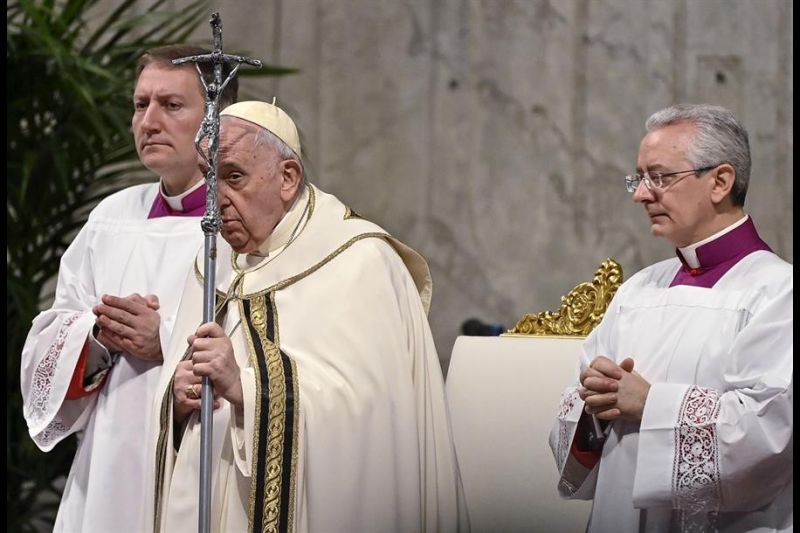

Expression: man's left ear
xmin=710 ymin=163 xmax=736 ymax=204
xmin=279 ymin=159 xmax=303 ymax=201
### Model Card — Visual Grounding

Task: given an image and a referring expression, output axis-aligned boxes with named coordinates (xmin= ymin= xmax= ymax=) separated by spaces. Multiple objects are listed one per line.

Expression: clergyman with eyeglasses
xmin=549 ymin=104 xmax=792 ymax=532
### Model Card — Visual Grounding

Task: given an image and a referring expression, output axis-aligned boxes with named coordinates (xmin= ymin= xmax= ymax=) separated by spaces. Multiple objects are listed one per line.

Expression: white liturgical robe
xmin=20 ymin=183 xmax=204 ymax=533
xmin=153 ymin=185 xmax=468 ymax=533
xmin=550 ymin=248 xmax=792 ymax=532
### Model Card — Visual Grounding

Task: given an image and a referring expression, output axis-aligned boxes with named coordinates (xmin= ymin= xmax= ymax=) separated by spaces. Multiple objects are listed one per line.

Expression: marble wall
xmin=174 ymin=0 xmax=792 ymax=370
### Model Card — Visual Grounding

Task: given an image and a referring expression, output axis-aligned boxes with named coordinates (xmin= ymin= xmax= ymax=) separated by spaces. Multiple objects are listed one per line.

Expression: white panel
xmin=446 ymin=335 xmax=592 ymax=532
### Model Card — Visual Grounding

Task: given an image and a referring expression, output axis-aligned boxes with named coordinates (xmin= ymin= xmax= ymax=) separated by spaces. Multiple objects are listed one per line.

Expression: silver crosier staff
xmin=172 ymin=12 xmax=261 ymax=533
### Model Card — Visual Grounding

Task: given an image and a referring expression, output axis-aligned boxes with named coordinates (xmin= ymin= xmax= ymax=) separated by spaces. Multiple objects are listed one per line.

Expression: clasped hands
xmin=172 ymin=322 xmax=244 ymax=425
xmin=93 ymin=293 xmax=162 ymax=361
xmin=579 ymin=356 xmax=651 ymax=422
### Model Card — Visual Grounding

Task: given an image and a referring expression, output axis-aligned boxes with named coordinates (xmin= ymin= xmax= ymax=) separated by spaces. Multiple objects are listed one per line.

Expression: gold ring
xmin=186 ymin=385 xmax=199 ymax=400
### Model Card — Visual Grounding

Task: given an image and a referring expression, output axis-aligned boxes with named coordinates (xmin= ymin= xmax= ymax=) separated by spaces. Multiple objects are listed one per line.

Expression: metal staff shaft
xmin=173 ymin=12 xmax=261 ymax=533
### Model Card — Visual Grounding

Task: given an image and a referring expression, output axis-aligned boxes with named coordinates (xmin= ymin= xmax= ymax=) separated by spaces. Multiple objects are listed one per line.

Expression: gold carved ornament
xmin=505 ymin=258 xmax=623 ymax=337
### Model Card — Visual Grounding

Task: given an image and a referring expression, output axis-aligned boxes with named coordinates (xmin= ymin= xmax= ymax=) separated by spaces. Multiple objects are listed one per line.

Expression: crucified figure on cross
xmin=174 ymin=12 xmax=262 ymax=234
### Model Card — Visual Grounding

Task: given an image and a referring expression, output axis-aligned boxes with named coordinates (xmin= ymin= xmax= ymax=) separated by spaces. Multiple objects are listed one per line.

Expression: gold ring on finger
xmin=186 ymin=385 xmax=199 ymax=400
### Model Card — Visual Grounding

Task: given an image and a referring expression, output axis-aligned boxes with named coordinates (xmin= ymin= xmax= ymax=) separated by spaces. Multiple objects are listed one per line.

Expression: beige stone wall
xmin=177 ymin=0 xmax=792 ymax=370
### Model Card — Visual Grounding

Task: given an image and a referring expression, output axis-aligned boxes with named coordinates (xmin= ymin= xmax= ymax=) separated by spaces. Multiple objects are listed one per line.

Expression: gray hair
xmin=254 ymin=128 xmax=305 ymax=184
xmin=645 ymin=104 xmax=750 ymax=206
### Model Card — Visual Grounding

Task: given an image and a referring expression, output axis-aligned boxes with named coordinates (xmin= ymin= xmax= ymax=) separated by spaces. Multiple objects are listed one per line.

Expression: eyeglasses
xmin=624 ymin=166 xmax=716 ymax=193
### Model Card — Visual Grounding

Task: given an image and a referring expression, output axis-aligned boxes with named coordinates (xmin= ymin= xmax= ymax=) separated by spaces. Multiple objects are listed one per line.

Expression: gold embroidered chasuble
xmin=153 ymin=185 xmax=465 ymax=533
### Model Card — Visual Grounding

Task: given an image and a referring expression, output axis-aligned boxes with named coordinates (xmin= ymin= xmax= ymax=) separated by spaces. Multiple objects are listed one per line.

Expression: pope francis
xmin=151 ymin=100 xmax=468 ymax=533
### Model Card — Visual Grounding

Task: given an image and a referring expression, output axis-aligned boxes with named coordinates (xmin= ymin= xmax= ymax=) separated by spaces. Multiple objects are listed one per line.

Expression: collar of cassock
xmin=671 ymin=215 xmax=772 ymax=288
xmin=148 ymin=179 xmax=206 ymax=218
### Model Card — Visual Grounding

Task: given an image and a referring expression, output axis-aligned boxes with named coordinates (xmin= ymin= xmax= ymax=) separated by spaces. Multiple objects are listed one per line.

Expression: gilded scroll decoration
xmin=507 ymin=258 xmax=623 ymax=337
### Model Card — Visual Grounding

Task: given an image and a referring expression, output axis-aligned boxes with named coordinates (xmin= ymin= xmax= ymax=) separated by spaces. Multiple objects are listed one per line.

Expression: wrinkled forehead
xmin=134 ymin=64 xmax=201 ymax=95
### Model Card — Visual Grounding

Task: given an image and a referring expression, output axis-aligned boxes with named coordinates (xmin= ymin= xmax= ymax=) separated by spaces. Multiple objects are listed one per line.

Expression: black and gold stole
xmin=154 ymin=290 xmax=299 ymax=533
xmin=241 ymin=291 xmax=299 ymax=533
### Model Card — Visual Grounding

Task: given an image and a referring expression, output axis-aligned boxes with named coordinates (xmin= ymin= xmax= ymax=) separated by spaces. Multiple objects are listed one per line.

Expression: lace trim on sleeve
xmin=35 ymin=418 xmax=72 ymax=449
xmin=24 ymin=312 xmax=82 ymax=430
xmin=556 ymin=386 xmax=581 ymax=471
xmin=672 ymin=385 xmax=722 ymax=530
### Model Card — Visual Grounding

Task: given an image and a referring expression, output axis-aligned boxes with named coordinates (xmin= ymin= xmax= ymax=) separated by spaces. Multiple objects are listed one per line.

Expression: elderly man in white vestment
xmin=152 ymin=100 xmax=468 ymax=533
xmin=550 ymin=104 xmax=792 ymax=532
xmin=19 ymin=45 xmax=238 ymax=533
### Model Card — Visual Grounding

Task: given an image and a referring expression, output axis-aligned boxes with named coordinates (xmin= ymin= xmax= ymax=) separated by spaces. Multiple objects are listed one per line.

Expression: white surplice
xmin=152 ymin=185 xmax=468 ymax=533
xmin=550 ymin=251 xmax=793 ymax=532
xmin=20 ymin=183 xmax=204 ymax=533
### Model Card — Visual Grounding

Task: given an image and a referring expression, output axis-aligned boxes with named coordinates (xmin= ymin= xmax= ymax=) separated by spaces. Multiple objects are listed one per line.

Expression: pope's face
xmin=214 ymin=117 xmax=300 ymax=254
xmin=633 ymin=122 xmax=718 ymax=247
xmin=131 ymin=65 xmax=205 ymax=187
